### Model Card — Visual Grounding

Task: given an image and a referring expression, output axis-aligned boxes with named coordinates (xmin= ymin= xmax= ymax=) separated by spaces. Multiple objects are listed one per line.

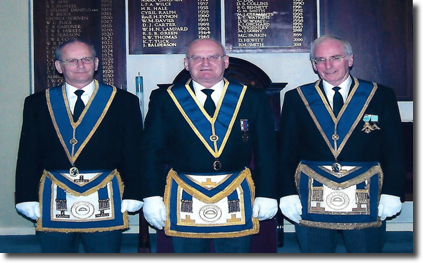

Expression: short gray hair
xmin=55 ymin=38 xmax=97 ymax=61
xmin=309 ymin=35 xmax=353 ymax=61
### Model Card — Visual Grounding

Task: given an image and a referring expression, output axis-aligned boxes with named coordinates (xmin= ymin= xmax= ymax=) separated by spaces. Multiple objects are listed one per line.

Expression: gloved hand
xmin=378 ymin=194 xmax=402 ymax=220
xmin=16 ymin=201 xmax=40 ymax=221
xmin=279 ymin=195 xmax=302 ymax=224
xmin=252 ymin=197 xmax=278 ymax=221
xmin=142 ymin=196 xmax=166 ymax=229
xmin=121 ymin=199 xmax=144 ymax=213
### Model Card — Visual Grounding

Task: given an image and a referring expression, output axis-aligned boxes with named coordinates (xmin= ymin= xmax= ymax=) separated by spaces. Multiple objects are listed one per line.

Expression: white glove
xmin=279 ymin=195 xmax=302 ymax=224
xmin=16 ymin=201 xmax=40 ymax=221
xmin=121 ymin=199 xmax=144 ymax=213
xmin=378 ymin=194 xmax=402 ymax=220
xmin=252 ymin=197 xmax=278 ymax=221
xmin=142 ymin=196 xmax=166 ymax=229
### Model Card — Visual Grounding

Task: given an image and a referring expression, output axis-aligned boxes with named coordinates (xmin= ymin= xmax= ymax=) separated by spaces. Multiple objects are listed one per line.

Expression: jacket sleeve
xmin=15 ymin=95 xmax=44 ymax=204
xmin=377 ymin=86 xmax=407 ymax=201
xmin=116 ymin=92 xmax=145 ymax=201
xmin=277 ymin=90 xmax=301 ymax=198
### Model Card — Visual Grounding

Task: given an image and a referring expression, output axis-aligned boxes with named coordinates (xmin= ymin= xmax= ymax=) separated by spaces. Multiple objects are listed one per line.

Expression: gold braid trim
xmin=166 ymin=168 xmax=251 ymax=204
xmin=44 ymin=169 xmax=123 ymax=197
xmin=299 ymin=164 xmax=383 ymax=190
xmin=300 ymin=219 xmax=381 ymax=230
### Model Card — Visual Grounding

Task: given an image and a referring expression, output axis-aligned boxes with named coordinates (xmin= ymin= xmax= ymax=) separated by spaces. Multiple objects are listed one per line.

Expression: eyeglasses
xmin=313 ymin=55 xmax=347 ymax=65
xmin=187 ymin=55 xmax=226 ymax=63
xmin=59 ymin=57 xmax=96 ymax=67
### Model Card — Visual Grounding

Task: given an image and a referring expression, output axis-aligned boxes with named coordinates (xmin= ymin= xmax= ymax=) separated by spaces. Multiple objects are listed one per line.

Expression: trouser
xmin=36 ymin=230 xmax=123 ymax=253
xmin=172 ymin=235 xmax=253 ymax=253
xmin=295 ymin=221 xmax=386 ymax=253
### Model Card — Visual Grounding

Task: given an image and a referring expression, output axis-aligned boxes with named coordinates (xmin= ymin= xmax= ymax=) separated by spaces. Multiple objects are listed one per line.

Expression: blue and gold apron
xmin=164 ymin=79 xmax=259 ymax=238
xmin=164 ymin=168 xmax=258 ymax=238
xmin=36 ymin=81 xmax=128 ymax=233
xmin=296 ymin=78 xmax=383 ymax=230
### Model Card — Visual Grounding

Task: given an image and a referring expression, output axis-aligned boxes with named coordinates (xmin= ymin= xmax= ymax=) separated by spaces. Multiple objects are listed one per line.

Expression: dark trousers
xmin=36 ymin=230 xmax=123 ymax=253
xmin=295 ymin=221 xmax=386 ymax=253
xmin=172 ymin=235 xmax=253 ymax=253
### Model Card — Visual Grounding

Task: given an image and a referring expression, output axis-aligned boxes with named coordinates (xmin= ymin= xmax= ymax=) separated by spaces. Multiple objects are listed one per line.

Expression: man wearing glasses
xmin=15 ymin=38 xmax=144 ymax=252
xmin=140 ymin=38 xmax=278 ymax=253
xmin=278 ymin=35 xmax=406 ymax=252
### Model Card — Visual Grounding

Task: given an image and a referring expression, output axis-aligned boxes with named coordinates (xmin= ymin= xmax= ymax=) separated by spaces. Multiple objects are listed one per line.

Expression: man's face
xmin=312 ymin=39 xmax=353 ymax=86
xmin=54 ymin=41 xmax=98 ymax=88
xmin=184 ymin=39 xmax=229 ymax=88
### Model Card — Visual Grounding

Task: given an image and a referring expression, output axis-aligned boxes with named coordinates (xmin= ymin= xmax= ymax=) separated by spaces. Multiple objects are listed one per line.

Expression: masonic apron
xmin=163 ymin=79 xmax=259 ymax=238
xmin=295 ymin=78 xmax=383 ymax=230
xmin=37 ymin=81 xmax=128 ymax=233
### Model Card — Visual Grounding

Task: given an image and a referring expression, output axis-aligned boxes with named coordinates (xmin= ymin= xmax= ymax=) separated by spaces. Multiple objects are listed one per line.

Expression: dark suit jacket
xmin=278 ymin=77 xmax=406 ymax=201
xmin=15 ymin=82 xmax=144 ymax=204
xmin=140 ymin=79 xmax=278 ymax=199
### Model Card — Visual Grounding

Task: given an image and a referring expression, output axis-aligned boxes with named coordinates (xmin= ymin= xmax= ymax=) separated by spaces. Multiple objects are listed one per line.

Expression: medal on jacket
xmin=240 ymin=119 xmax=249 ymax=142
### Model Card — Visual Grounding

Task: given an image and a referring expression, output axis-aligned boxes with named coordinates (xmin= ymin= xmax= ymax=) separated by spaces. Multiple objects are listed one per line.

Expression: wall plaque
xmin=32 ymin=0 xmax=126 ymax=93
xmin=225 ymin=0 xmax=317 ymax=53
xmin=129 ymin=0 xmax=221 ymax=54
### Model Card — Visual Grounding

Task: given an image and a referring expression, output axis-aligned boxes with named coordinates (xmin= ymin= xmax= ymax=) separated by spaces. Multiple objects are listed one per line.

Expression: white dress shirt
xmin=322 ymin=76 xmax=352 ymax=109
xmin=65 ymin=81 xmax=95 ymax=114
xmin=192 ymin=79 xmax=224 ymax=107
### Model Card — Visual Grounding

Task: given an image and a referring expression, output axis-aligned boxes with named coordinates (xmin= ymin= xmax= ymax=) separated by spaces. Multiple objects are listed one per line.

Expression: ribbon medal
xmin=362 ymin=114 xmax=380 ymax=133
xmin=240 ymin=119 xmax=249 ymax=142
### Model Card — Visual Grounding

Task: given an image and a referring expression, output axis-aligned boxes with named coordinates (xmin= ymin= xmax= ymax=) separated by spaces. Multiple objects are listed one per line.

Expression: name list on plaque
xmin=225 ymin=0 xmax=316 ymax=52
xmin=129 ymin=0 xmax=221 ymax=54
xmin=33 ymin=0 xmax=126 ymax=93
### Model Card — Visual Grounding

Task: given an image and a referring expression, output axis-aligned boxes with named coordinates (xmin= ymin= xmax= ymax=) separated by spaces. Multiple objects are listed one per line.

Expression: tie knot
xmin=201 ymin=89 xmax=214 ymax=97
xmin=75 ymin=90 xmax=85 ymax=98
xmin=333 ymin=87 xmax=341 ymax=92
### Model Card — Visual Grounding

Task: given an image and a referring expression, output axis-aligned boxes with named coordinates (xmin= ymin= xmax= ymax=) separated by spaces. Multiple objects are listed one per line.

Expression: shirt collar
xmin=192 ymin=79 xmax=224 ymax=103
xmin=65 ymin=80 xmax=95 ymax=101
xmin=322 ymin=76 xmax=352 ymax=101
xmin=192 ymin=79 xmax=224 ymax=93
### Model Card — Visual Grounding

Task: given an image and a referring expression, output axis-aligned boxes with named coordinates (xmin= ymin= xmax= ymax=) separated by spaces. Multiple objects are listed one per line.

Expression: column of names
xmin=141 ymin=0 xmax=187 ymax=48
xmin=33 ymin=0 xmax=126 ymax=92
xmin=129 ymin=0 xmax=221 ymax=54
xmin=236 ymin=0 xmax=271 ymax=48
xmin=225 ymin=0 xmax=316 ymax=52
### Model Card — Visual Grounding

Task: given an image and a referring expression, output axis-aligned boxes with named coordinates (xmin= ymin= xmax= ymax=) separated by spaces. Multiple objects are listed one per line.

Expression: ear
xmin=312 ymin=61 xmax=317 ymax=71
xmin=94 ymin=57 xmax=99 ymax=71
xmin=348 ymin=54 xmax=354 ymax=67
xmin=54 ymin=60 xmax=63 ymax=74
xmin=224 ymin=55 xmax=229 ymax=69
xmin=184 ymin=58 xmax=190 ymax=71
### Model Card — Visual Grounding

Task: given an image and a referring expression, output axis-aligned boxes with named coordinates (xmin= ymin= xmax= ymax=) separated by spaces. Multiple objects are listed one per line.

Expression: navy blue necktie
xmin=73 ymin=90 xmax=85 ymax=122
xmin=201 ymin=89 xmax=216 ymax=117
xmin=332 ymin=87 xmax=343 ymax=117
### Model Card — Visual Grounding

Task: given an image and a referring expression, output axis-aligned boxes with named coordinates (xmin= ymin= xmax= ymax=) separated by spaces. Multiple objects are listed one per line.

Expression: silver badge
xmin=199 ymin=205 xmax=222 ymax=222
xmin=71 ymin=201 xmax=95 ymax=219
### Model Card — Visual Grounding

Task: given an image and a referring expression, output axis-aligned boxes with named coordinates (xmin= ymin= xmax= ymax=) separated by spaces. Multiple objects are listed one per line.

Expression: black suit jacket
xmin=278 ymin=77 xmax=406 ymax=201
xmin=140 ymin=79 xmax=278 ymax=199
xmin=15 ymin=82 xmax=144 ymax=204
